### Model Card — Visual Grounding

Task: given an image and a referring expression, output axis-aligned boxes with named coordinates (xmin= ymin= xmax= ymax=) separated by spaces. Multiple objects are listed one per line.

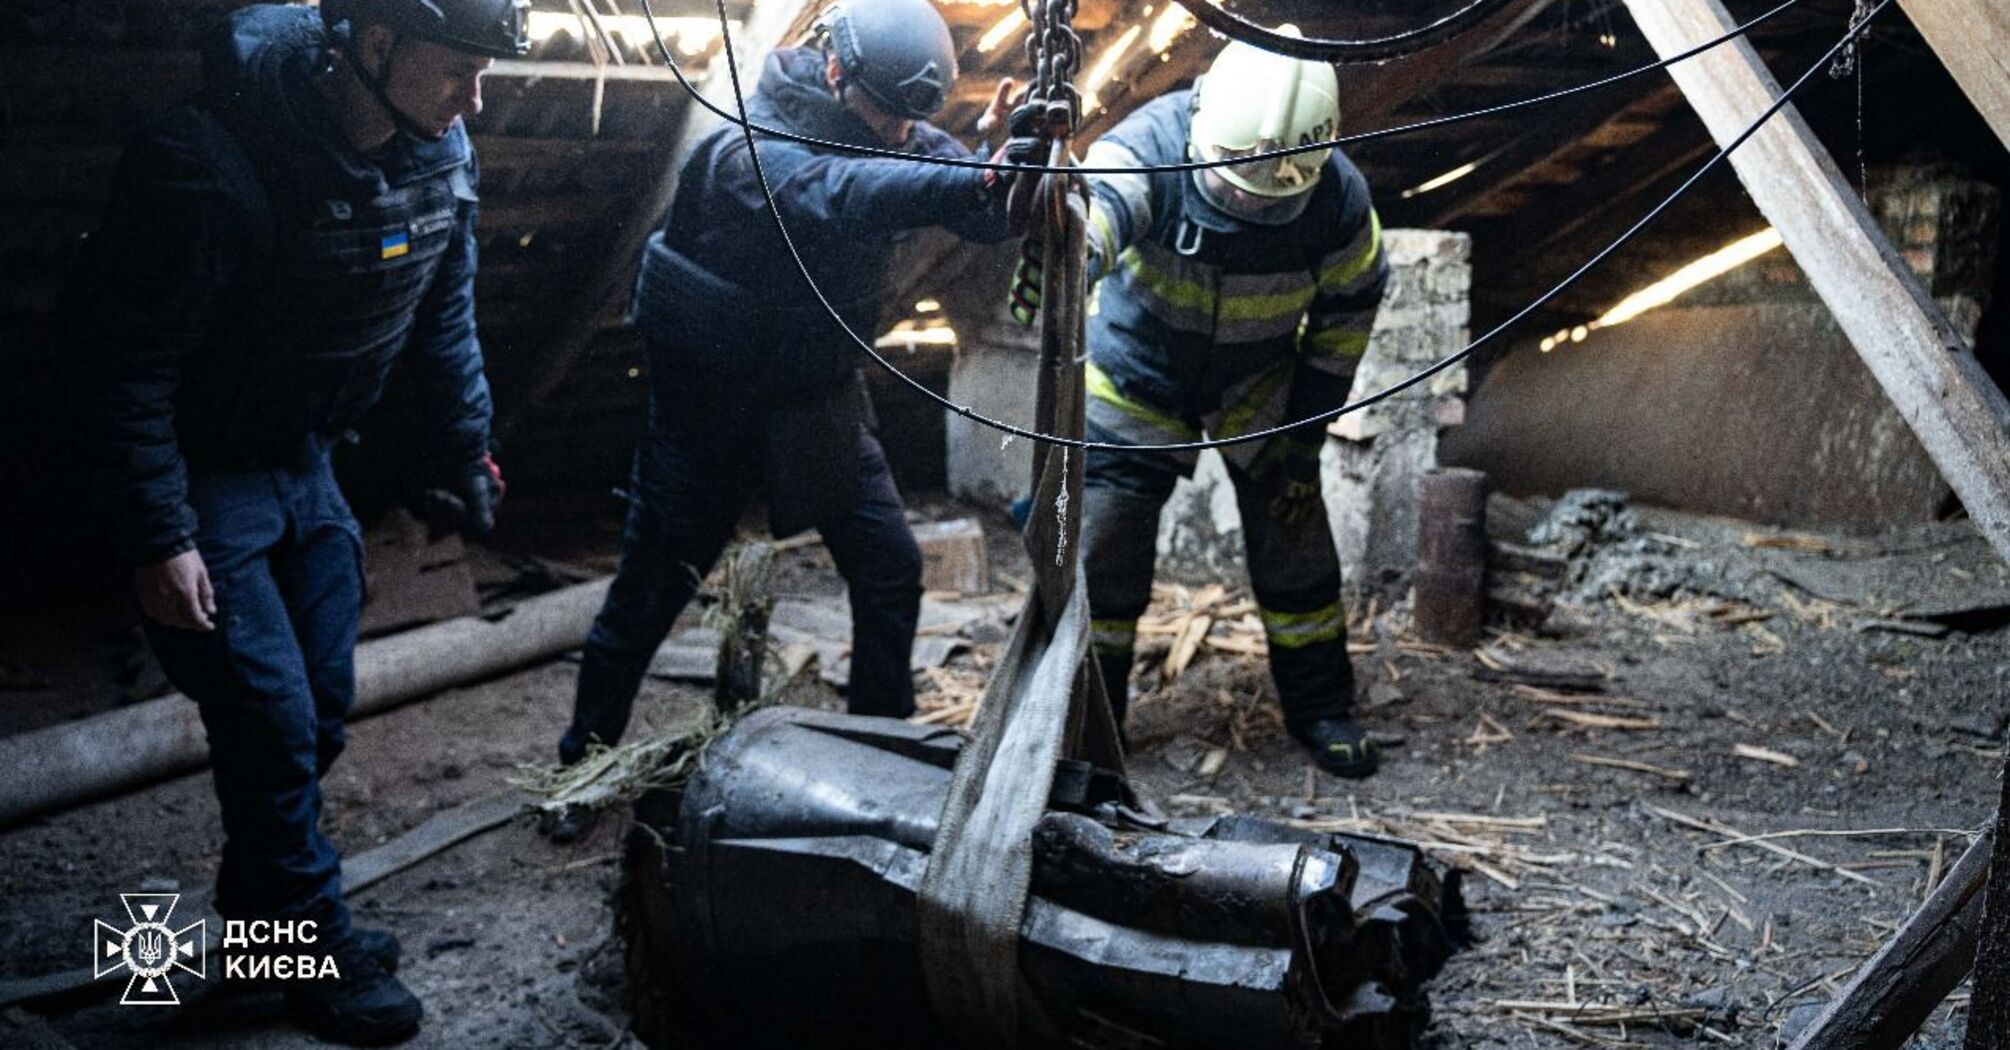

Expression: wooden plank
xmin=1397 ymin=81 xmax=1667 ymax=229
xmin=1894 ymin=0 xmax=2010 ymax=151
xmin=495 ymin=0 xmax=814 ymax=441
xmin=1623 ymin=0 xmax=2010 ymax=570
xmin=489 ymin=58 xmax=695 ymax=83
xmin=1786 ymin=827 xmax=1990 ymax=1049
xmin=1333 ymin=0 xmax=1560 ymax=131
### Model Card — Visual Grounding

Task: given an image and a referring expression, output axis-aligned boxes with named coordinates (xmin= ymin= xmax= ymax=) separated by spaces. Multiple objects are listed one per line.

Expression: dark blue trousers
xmin=142 ymin=446 xmax=360 ymax=939
xmin=1082 ymin=426 xmax=1354 ymax=732
xmin=561 ymin=394 xmax=923 ymax=765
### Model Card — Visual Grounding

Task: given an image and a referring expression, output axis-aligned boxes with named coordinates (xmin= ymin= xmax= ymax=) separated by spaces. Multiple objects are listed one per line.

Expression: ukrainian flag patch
xmin=379 ymin=230 xmax=410 ymax=260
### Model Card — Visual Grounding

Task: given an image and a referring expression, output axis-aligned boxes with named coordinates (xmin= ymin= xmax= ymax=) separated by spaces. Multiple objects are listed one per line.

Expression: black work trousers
xmin=560 ymin=387 xmax=922 ymax=764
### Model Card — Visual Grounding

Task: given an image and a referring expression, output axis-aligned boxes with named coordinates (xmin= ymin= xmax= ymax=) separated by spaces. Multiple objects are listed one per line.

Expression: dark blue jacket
xmin=70 ymin=4 xmax=493 ymax=565
xmin=631 ymin=45 xmax=1010 ymax=396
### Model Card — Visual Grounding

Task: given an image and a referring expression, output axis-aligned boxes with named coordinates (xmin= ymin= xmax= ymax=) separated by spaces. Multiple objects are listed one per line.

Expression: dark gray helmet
xmin=324 ymin=0 xmax=531 ymax=59
xmin=819 ymin=0 xmax=958 ymax=120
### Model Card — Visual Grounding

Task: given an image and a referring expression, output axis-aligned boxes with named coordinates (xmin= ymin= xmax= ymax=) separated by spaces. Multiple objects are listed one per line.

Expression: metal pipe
xmin=0 ymin=579 xmax=610 ymax=827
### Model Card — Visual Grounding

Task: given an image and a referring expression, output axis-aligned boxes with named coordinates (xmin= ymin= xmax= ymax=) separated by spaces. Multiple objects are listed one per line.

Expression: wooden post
xmin=1414 ymin=468 xmax=1488 ymax=647
xmin=1967 ymin=767 xmax=2010 ymax=1049
xmin=1622 ymin=0 xmax=2010 ymax=571
xmin=1894 ymin=0 xmax=2010 ymax=151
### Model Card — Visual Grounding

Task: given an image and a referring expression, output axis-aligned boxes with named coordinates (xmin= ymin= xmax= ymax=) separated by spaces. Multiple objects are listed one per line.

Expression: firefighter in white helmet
xmin=1016 ymin=39 xmax=1389 ymax=776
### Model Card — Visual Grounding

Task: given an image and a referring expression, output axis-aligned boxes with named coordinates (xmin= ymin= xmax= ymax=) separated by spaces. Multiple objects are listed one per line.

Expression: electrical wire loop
xmin=1169 ymin=0 xmax=1513 ymax=64
xmin=687 ymin=0 xmax=1890 ymax=454
xmin=636 ymin=0 xmax=1806 ymax=178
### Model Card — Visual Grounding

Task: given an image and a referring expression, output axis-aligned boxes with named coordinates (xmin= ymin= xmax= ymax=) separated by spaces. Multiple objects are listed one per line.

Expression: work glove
xmin=1267 ymin=442 xmax=1325 ymax=529
xmin=423 ymin=453 xmax=505 ymax=538
xmin=1270 ymin=477 xmax=1325 ymax=530
xmin=1009 ymin=238 xmax=1044 ymax=326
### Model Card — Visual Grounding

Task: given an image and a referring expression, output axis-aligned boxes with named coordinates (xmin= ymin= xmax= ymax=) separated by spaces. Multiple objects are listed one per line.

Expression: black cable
xmin=708 ymin=0 xmax=1891 ymax=455
xmin=637 ymin=0 xmax=1804 ymax=179
xmin=1169 ymin=0 xmax=1512 ymax=64
xmin=711 ymin=0 xmax=1897 ymax=448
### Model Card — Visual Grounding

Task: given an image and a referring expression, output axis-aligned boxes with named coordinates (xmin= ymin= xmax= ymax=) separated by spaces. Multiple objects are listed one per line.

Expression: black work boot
xmin=1294 ymin=716 xmax=1379 ymax=778
xmin=348 ymin=927 xmax=402 ymax=974
xmin=539 ymin=804 xmax=601 ymax=845
xmin=284 ymin=930 xmax=423 ymax=1046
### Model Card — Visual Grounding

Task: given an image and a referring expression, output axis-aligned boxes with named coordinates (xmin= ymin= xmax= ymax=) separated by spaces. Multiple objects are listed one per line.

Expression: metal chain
xmin=1019 ymin=0 xmax=1082 ymax=140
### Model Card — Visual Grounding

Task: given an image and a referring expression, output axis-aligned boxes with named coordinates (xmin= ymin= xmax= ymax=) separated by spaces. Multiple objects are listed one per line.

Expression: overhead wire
xmin=635 ymin=0 xmax=1806 ymax=178
xmin=1167 ymin=0 xmax=1515 ymax=63
xmin=696 ymin=0 xmax=1892 ymax=454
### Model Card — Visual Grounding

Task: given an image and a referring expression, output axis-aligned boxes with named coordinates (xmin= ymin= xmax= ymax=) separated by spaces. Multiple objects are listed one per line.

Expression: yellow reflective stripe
xmin=1317 ymin=210 xmax=1382 ymax=294
xmin=1214 ymin=362 xmax=1291 ymax=438
xmin=1260 ymin=604 xmax=1346 ymax=649
xmin=1086 ymin=361 xmax=1199 ymax=439
xmin=1305 ymin=328 xmax=1370 ymax=359
xmin=1120 ymin=249 xmax=1316 ymax=325
xmin=1119 ymin=246 xmax=1214 ymax=315
xmin=1090 ymin=618 xmax=1138 ymax=653
xmin=1221 ymin=285 xmax=1316 ymax=324
xmin=1088 ymin=204 xmax=1120 ymax=276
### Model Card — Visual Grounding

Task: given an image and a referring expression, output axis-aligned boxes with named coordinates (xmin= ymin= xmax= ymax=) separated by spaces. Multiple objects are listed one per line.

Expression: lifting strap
xmin=915 ymin=139 xmax=1127 ymax=1048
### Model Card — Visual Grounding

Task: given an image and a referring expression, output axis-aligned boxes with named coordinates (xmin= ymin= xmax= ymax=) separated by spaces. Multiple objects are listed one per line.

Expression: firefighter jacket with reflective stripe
xmin=1082 ymin=90 xmax=1387 ymax=473
xmin=69 ymin=5 xmax=493 ymax=565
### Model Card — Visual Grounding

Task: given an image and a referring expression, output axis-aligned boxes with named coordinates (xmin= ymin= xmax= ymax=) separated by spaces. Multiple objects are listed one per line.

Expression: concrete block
xmin=944 ymin=321 xmax=1040 ymax=510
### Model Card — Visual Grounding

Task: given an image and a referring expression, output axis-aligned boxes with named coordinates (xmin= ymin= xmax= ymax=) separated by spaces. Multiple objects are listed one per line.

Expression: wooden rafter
xmin=1893 ymin=0 xmax=2010 ymax=151
xmin=494 ymin=0 xmax=815 ymax=442
xmin=1622 ymin=0 xmax=2010 ymax=569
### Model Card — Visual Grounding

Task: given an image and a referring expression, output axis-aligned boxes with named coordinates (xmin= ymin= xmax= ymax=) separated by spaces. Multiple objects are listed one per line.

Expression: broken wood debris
xmin=1644 ymin=804 xmax=1880 ymax=885
xmin=1544 ymin=710 xmax=1662 ymax=731
xmin=1731 ymin=742 xmax=1801 ymax=768
xmin=1514 ymin=684 xmax=1653 ymax=709
xmin=1570 ymin=752 xmax=1692 ymax=781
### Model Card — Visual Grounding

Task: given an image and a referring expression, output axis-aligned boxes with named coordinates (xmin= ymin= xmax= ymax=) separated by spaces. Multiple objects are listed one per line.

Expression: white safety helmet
xmin=1189 ymin=36 xmax=1340 ymax=198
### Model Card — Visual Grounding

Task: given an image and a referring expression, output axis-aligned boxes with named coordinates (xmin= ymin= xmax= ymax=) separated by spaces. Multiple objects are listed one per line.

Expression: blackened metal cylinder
xmin=618 ymin=707 xmax=1463 ymax=1050
xmin=1414 ymin=468 xmax=1489 ymax=647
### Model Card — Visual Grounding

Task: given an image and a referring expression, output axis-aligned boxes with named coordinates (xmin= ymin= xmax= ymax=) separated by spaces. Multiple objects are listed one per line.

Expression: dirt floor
xmin=3 ymin=493 xmax=2006 ymax=1048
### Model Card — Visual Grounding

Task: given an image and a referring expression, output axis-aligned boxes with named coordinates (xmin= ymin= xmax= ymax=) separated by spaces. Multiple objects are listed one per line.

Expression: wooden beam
xmin=1335 ymin=0 xmax=1560 ymax=130
xmin=494 ymin=0 xmax=813 ymax=441
xmin=1786 ymin=827 xmax=1991 ymax=1049
xmin=489 ymin=58 xmax=696 ymax=83
xmin=1624 ymin=0 xmax=2010 ymax=568
xmin=1470 ymin=123 xmax=1713 ymax=316
xmin=1394 ymin=81 xmax=1670 ymax=229
xmin=1894 ymin=0 xmax=2010 ymax=151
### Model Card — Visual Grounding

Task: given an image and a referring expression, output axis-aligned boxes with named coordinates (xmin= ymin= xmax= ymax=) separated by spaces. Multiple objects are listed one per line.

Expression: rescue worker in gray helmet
xmin=1014 ymin=40 xmax=1390 ymax=777
xmin=545 ymin=0 xmax=1019 ymax=841
xmin=67 ymin=0 xmax=524 ymax=1040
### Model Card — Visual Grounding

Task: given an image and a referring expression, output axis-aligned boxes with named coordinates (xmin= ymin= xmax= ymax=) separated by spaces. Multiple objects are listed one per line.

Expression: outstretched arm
xmin=1081 ymin=139 xmax=1153 ymax=284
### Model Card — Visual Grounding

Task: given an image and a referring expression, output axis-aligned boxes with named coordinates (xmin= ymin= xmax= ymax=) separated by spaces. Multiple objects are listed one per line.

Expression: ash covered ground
xmin=3 ymin=493 xmax=2006 ymax=1048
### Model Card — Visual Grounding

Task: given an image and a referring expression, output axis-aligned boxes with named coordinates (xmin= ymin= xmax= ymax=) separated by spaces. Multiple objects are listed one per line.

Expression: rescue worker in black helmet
xmin=545 ymin=0 xmax=1018 ymax=841
xmin=66 ymin=0 xmax=524 ymax=1041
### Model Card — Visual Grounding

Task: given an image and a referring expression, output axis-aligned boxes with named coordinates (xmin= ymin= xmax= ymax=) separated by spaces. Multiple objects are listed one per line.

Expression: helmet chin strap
xmin=352 ymin=38 xmax=447 ymax=142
